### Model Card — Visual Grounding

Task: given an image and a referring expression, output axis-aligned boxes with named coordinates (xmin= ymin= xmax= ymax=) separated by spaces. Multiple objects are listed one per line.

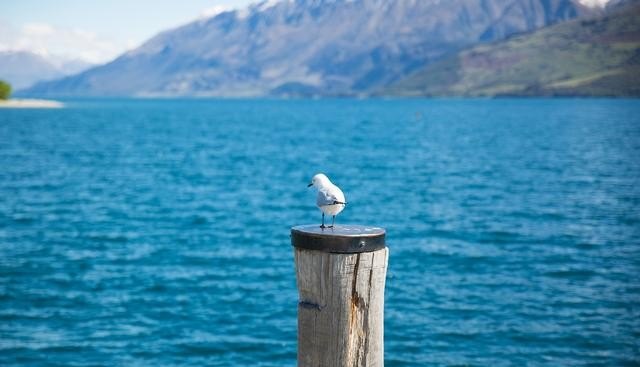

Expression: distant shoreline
xmin=0 ymin=99 xmax=64 ymax=109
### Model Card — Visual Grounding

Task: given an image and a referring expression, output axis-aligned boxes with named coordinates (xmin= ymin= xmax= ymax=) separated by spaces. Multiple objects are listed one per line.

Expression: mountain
xmin=384 ymin=2 xmax=640 ymax=97
xmin=0 ymin=51 xmax=92 ymax=90
xmin=23 ymin=0 xmax=596 ymax=97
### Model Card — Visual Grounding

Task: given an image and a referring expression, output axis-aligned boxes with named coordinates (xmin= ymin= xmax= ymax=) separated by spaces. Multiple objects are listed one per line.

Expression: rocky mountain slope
xmin=384 ymin=1 xmax=640 ymax=97
xmin=23 ymin=0 xmax=595 ymax=97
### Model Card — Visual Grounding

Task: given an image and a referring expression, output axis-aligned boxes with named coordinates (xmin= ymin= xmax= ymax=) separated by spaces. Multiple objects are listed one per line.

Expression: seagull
xmin=307 ymin=173 xmax=347 ymax=229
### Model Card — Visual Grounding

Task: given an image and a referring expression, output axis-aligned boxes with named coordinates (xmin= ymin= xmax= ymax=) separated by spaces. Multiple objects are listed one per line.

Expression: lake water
xmin=1 ymin=99 xmax=639 ymax=366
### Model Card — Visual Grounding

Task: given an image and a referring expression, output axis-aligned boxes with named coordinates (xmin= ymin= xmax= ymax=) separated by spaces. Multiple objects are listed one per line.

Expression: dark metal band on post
xmin=291 ymin=225 xmax=386 ymax=253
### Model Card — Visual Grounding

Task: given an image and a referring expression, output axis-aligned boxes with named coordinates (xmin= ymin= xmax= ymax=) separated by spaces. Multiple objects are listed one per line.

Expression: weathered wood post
xmin=291 ymin=225 xmax=388 ymax=367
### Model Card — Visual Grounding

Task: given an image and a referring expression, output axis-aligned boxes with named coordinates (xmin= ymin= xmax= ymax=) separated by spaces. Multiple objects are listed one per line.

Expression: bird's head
xmin=307 ymin=173 xmax=330 ymax=188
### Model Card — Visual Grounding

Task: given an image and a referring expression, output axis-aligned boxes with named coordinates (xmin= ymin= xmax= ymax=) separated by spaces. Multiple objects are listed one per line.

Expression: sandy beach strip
xmin=0 ymin=99 xmax=64 ymax=108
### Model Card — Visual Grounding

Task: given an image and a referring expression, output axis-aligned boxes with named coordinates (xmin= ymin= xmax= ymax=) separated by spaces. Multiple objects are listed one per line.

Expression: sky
xmin=0 ymin=0 xmax=255 ymax=64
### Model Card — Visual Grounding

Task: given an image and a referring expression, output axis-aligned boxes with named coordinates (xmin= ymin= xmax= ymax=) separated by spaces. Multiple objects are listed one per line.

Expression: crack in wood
xmin=350 ymin=254 xmax=362 ymax=331
xmin=299 ymin=300 xmax=324 ymax=311
xmin=349 ymin=253 xmax=367 ymax=366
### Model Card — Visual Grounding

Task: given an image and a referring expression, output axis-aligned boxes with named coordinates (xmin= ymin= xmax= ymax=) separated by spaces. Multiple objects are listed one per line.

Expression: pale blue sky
xmin=0 ymin=0 xmax=255 ymax=63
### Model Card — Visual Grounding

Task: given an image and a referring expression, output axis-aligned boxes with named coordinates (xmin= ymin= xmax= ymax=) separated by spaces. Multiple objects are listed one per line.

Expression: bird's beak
xmin=307 ymin=183 xmax=313 ymax=187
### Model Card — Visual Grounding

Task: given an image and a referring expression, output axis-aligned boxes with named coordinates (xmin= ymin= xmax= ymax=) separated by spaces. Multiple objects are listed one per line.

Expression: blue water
xmin=1 ymin=99 xmax=639 ymax=366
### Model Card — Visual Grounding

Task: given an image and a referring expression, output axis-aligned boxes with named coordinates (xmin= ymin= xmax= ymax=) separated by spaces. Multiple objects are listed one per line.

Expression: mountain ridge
xmin=384 ymin=1 xmax=640 ymax=97
xmin=0 ymin=51 xmax=92 ymax=90
xmin=22 ymin=0 xmax=596 ymax=97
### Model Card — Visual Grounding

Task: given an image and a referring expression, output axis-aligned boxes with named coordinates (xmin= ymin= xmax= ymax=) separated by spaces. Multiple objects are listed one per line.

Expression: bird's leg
xmin=328 ymin=215 xmax=335 ymax=228
xmin=320 ymin=213 xmax=326 ymax=229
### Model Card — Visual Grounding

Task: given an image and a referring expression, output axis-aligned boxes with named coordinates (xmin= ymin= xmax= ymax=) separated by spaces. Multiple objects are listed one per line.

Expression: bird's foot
xmin=320 ymin=224 xmax=326 ymax=229
xmin=327 ymin=225 xmax=334 ymax=228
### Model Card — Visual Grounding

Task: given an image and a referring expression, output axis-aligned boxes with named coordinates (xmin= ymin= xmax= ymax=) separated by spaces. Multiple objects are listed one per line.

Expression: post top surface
xmin=291 ymin=224 xmax=386 ymax=253
xmin=292 ymin=224 xmax=385 ymax=237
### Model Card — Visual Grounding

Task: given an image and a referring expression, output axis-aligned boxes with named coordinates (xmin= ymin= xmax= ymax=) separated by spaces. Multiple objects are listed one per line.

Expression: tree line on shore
xmin=0 ymin=80 xmax=12 ymax=100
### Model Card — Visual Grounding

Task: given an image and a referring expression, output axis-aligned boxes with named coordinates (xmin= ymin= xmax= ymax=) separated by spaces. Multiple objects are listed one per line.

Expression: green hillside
xmin=385 ymin=4 xmax=640 ymax=97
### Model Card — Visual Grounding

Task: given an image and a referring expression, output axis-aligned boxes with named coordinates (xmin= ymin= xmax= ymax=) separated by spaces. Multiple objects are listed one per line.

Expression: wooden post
xmin=291 ymin=225 xmax=388 ymax=367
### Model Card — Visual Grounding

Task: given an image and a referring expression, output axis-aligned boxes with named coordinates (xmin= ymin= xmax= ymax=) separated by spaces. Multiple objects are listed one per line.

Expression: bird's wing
xmin=317 ymin=186 xmax=346 ymax=206
xmin=331 ymin=185 xmax=346 ymax=203
xmin=316 ymin=190 xmax=337 ymax=207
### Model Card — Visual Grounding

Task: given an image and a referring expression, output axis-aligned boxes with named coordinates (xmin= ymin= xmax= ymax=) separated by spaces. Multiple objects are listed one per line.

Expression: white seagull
xmin=307 ymin=173 xmax=347 ymax=228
